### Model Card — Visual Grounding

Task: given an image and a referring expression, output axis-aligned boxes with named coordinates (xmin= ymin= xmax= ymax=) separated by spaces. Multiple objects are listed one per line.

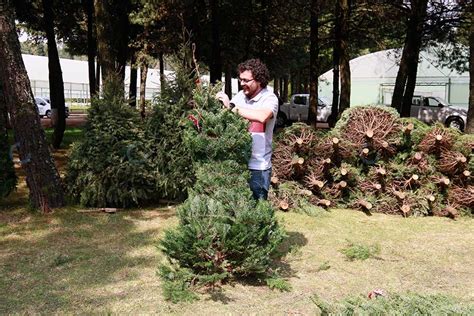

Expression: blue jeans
xmin=249 ymin=168 xmax=272 ymax=200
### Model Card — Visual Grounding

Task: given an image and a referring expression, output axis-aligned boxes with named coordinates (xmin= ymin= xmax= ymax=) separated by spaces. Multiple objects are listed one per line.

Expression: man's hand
xmin=216 ymin=91 xmax=230 ymax=108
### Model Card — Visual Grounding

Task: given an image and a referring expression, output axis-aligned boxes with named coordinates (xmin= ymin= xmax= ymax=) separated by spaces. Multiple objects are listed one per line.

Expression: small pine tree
xmin=146 ymin=53 xmax=197 ymax=200
xmin=66 ymin=81 xmax=157 ymax=207
xmin=159 ymin=84 xmax=284 ymax=297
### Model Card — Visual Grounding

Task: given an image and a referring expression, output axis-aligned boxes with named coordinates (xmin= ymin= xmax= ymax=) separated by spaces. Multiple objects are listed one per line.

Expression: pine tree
xmin=66 ymin=81 xmax=157 ymax=207
xmin=159 ymin=84 xmax=285 ymax=300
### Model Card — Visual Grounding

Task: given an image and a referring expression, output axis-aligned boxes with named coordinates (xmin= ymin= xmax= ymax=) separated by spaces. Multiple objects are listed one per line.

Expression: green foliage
xmin=159 ymin=86 xmax=285 ymax=299
xmin=312 ymin=292 xmax=474 ymax=315
xmin=340 ymin=241 xmax=380 ymax=261
xmin=146 ymin=55 xmax=196 ymax=200
xmin=158 ymin=265 xmax=199 ymax=304
xmin=66 ymin=82 xmax=157 ymax=207
xmin=265 ymin=275 xmax=292 ymax=292
xmin=183 ymin=109 xmax=252 ymax=165
xmin=0 ymin=130 xmax=16 ymax=200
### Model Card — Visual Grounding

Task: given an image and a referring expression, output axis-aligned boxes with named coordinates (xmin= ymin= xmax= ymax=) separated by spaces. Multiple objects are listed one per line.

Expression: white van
xmin=35 ymin=97 xmax=69 ymax=118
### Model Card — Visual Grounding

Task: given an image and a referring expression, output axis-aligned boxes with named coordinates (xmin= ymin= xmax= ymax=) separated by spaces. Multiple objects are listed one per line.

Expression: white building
xmin=319 ymin=48 xmax=469 ymax=108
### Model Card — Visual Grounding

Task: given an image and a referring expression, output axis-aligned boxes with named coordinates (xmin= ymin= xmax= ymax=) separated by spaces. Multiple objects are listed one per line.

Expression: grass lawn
xmin=1 ymin=200 xmax=473 ymax=314
xmin=1 ymin=126 xmax=473 ymax=314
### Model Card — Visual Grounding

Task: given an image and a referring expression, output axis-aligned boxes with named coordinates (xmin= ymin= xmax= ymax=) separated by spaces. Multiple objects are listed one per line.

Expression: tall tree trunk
xmin=260 ymin=0 xmax=269 ymax=63
xmin=283 ymin=75 xmax=289 ymax=102
xmin=209 ymin=0 xmax=222 ymax=83
xmin=328 ymin=0 xmax=341 ymax=127
xmin=116 ymin=1 xmax=129 ymax=83
xmin=308 ymin=0 xmax=320 ymax=127
xmin=0 ymin=89 xmax=16 ymax=199
xmin=391 ymin=0 xmax=428 ymax=116
xmin=159 ymin=52 xmax=165 ymax=90
xmin=129 ymin=53 xmax=137 ymax=108
xmin=42 ymin=0 xmax=66 ymax=149
xmin=84 ymin=0 xmax=96 ymax=98
xmin=95 ymin=59 xmax=100 ymax=94
xmin=94 ymin=0 xmax=113 ymax=84
xmin=399 ymin=0 xmax=427 ymax=118
xmin=139 ymin=63 xmax=148 ymax=119
xmin=0 ymin=2 xmax=64 ymax=212
xmin=466 ymin=17 xmax=474 ymax=134
xmin=274 ymin=77 xmax=280 ymax=97
xmin=224 ymin=64 xmax=232 ymax=97
xmin=339 ymin=0 xmax=351 ymax=116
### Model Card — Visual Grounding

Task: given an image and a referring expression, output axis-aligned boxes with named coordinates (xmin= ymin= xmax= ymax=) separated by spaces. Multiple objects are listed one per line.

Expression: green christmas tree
xmin=66 ymin=81 xmax=157 ymax=207
xmin=159 ymin=84 xmax=285 ymax=300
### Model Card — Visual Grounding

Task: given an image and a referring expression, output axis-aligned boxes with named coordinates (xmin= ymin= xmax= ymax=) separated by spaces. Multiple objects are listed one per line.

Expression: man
xmin=217 ymin=59 xmax=278 ymax=200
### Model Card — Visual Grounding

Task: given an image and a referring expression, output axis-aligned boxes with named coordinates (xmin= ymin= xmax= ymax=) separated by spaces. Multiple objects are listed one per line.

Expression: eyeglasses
xmin=238 ymin=78 xmax=255 ymax=84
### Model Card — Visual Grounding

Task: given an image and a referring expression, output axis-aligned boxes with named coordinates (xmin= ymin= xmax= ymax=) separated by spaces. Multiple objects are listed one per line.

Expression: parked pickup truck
xmin=411 ymin=95 xmax=467 ymax=131
xmin=276 ymin=93 xmax=467 ymax=131
xmin=276 ymin=94 xmax=332 ymax=127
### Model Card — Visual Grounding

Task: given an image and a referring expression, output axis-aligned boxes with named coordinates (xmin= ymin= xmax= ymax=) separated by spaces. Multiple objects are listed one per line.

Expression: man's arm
xmin=216 ymin=91 xmax=277 ymax=124
xmin=231 ymin=106 xmax=273 ymax=124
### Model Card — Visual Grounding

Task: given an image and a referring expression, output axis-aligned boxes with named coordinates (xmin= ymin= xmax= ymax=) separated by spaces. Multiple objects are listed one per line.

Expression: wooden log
xmin=462 ymin=170 xmax=471 ymax=178
xmin=358 ymin=200 xmax=372 ymax=210
xmin=376 ymin=168 xmax=386 ymax=176
xmin=279 ymin=201 xmax=289 ymax=211
xmin=365 ymin=130 xmax=374 ymax=139
xmin=426 ymin=195 xmax=436 ymax=202
xmin=271 ymin=176 xmax=279 ymax=184
xmin=361 ymin=148 xmax=370 ymax=156
xmin=323 ymin=158 xmax=332 ymax=165
xmin=338 ymin=181 xmax=347 ymax=189
xmin=404 ymin=123 xmax=414 ymax=135
xmin=435 ymin=134 xmax=443 ymax=142
xmin=340 ymin=168 xmax=348 ymax=176
xmin=318 ymin=199 xmax=331 ymax=207
xmin=400 ymin=204 xmax=411 ymax=216
xmin=296 ymin=138 xmax=303 ymax=145
xmin=414 ymin=152 xmax=423 ymax=161
xmin=314 ymin=180 xmax=325 ymax=189
xmin=374 ymin=183 xmax=382 ymax=190
xmin=297 ymin=157 xmax=305 ymax=165
xmin=332 ymin=137 xmax=339 ymax=145
xmin=393 ymin=190 xmax=406 ymax=200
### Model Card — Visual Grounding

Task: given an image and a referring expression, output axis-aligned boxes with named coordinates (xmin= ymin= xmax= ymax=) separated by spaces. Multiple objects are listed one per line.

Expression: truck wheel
xmin=276 ymin=112 xmax=287 ymax=127
xmin=446 ymin=117 xmax=464 ymax=132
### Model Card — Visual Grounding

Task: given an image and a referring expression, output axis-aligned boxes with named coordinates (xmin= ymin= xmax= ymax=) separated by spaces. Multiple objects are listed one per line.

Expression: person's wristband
xmin=229 ymin=102 xmax=236 ymax=110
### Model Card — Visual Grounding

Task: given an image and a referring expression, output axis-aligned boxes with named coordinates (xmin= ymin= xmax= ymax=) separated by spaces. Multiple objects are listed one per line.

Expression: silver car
xmin=411 ymin=95 xmax=467 ymax=131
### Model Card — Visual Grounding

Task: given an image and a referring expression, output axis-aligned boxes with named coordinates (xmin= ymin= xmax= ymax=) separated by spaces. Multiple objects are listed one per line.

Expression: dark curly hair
xmin=237 ymin=59 xmax=270 ymax=88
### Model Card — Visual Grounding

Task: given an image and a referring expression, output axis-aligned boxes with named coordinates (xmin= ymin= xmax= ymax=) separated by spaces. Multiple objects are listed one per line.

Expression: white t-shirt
xmin=231 ymin=88 xmax=279 ymax=170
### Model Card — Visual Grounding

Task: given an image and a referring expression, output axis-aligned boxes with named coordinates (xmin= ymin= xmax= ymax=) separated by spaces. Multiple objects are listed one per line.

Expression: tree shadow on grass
xmin=0 ymin=208 xmax=172 ymax=314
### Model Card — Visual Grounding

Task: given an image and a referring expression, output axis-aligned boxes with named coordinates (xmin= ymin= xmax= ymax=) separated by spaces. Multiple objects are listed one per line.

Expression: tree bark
xmin=84 ymin=0 xmax=97 ymax=98
xmin=283 ymin=75 xmax=289 ymax=102
xmin=209 ymin=0 xmax=222 ymax=83
xmin=339 ymin=0 xmax=351 ymax=117
xmin=391 ymin=0 xmax=428 ymax=116
xmin=308 ymin=0 xmax=320 ymax=127
xmin=42 ymin=0 xmax=66 ymax=149
xmin=328 ymin=0 xmax=341 ymax=128
xmin=273 ymin=77 xmax=280 ymax=97
xmin=466 ymin=15 xmax=474 ymax=134
xmin=0 ymin=2 xmax=64 ymax=211
xmin=224 ymin=64 xmax=232 ymax=97
xmin=399 ymin=0 xmax=428 ymax=118
xmin=129 ymin=53 xmax=137 ymax=108
xmin=139 ymin=62 xmax=148 ymax=119
xmin=159 ymin=52 xmax=165 ymax=90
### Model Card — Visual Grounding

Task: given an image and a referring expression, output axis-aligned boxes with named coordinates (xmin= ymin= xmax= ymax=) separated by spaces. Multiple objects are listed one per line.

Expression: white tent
xmin=22 ymin=54 xmax=166 ymax=100
xmin=318 ymin=48 xmax=469 ymax=108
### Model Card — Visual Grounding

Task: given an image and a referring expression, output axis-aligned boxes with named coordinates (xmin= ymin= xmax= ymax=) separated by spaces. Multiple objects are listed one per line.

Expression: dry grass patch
xmin=1 ymin=205 xmax=473 ymax=314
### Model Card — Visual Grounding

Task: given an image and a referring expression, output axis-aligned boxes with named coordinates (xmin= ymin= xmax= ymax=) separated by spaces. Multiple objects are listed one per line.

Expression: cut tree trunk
xmin=0 ymin=2 xmax=64 ymax=211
